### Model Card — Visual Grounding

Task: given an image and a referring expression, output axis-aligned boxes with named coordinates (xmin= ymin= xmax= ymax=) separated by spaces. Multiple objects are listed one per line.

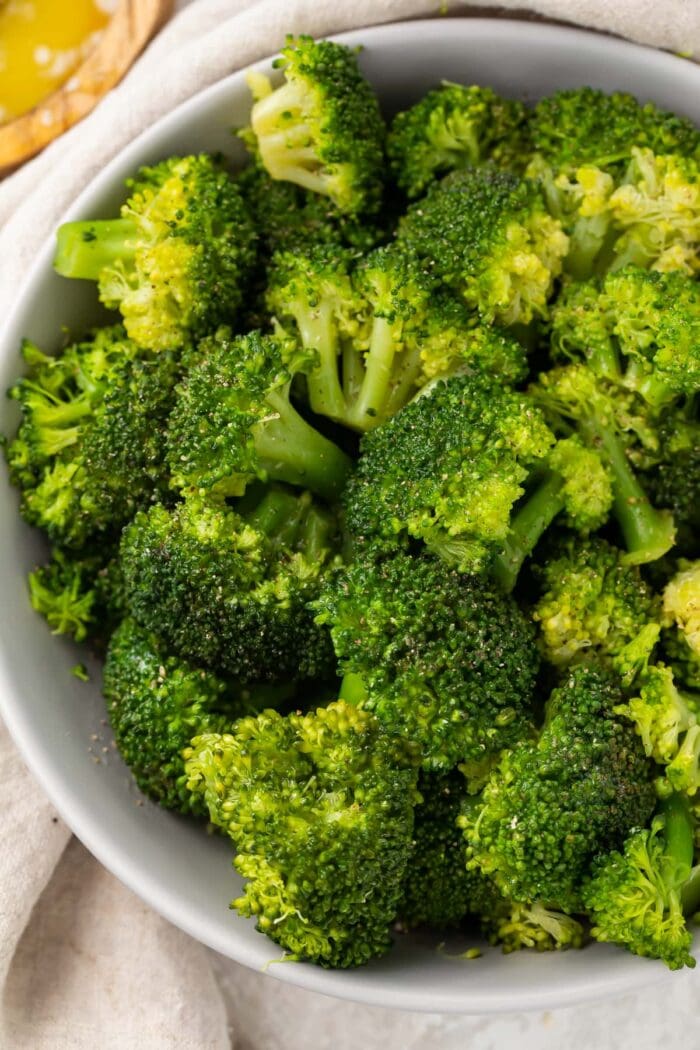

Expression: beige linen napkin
xmin=1 ymin=2 xmax=700 ymax=1046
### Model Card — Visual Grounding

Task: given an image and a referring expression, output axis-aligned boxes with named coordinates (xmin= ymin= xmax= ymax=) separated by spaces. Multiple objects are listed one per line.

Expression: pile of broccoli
xmin=6 ymin=35 xmax=700 ymax=972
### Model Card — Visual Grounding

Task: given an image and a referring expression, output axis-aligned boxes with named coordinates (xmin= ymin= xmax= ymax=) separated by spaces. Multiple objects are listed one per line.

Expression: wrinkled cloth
xmin=1 ymin=2 xmax=700 ymax=1046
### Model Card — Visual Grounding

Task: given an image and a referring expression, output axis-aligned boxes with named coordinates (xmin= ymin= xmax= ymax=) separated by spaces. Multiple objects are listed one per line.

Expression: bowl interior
xmin=1 ymin=17 xmax=698 ymax=1014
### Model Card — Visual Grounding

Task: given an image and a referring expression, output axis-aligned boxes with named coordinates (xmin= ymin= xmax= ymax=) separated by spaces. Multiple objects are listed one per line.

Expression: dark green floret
xmin=461 ymin=665 xmax=656 ymax=911
xmin=120 ymin=486 xmax=339 ymax=683
xmin=103 ymin=618 xmax=234 ymax=815
xmin=344 ymin=372 xmax=609 ymax=580
xmin=387 ymin=82 xmax=531 ymax=198
xmin=184 ymin=700 xmax=420 ymax=966
xmin=165 ymin=328 xmax=352 ymax=501
xmin=54 ymin=155 xmax=256 ymax=351
xmin=643 ymin=414 xmax=700 ymax=557
xmin=397 ymin=168 xmax=569 ymax=325
xmin=532 ymin=537 xmax=661 ymax=682
xmin=583 ymin=793 xmax=698 ymax=969
xmin=7 ymin=326 xmax=178 ymax=548
xmin=243 ymin=35 xmax=385 ymax=215
xmin=315 ymin=551 xmax=539 ymax=770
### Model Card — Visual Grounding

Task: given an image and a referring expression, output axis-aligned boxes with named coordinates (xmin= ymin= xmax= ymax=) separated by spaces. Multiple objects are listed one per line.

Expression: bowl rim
xmin=1 ymin=15 xmax=698 ymax=1014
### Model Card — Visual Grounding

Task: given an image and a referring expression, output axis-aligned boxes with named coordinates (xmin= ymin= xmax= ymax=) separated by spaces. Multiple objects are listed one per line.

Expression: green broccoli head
xmin=663 ymin=561 xmax=700 ymax=662
xmin=397 ymin=770 xmax=475 ymax=929
xmin=165 ymin=328 xmax=352 ymax=501
xmin=461 ymin=665 xmax=656 ymax=911
xmin=184 ymin=700 xmax=420 ymax=967
xmin=397 ymin=168 xmax=569 ymax=325
xmin=29 ymin=543 xmax=126 ymax=645
xmin=244 ymin=36 xmax=385 ymax=215
xmin=54 ymin=155 xmax=256 ymax=351
xmin=583 ymin=793 xmax=697 ymax=970
xmin=120 ymin=486 xmax=338 ymax=683
xmin=104 ymin=618 xmax=234 ymax=815
xmin=7 ymin=326 xmax=178 ymax=548
xmin=644 ymin=415 xmax=700 ymax=558
xmin=315 ymin=551 xmax=539 ymax=770
xmin=344 ymin=372 xmax=555 ymax=574
xmin=482 ymin=900 xmax=586 ymax=954
xmin=529 ymin=88 xmax=700 ymax=174
xmin=616 ymin=664 xmax=700 ymax=795
xmin=237 ymin=162 xmax=384 ymax=256
xmin=532 ymin=536 xmax=661 ymax=681
xmin=387 ymin=82 xmax=530 ymax=198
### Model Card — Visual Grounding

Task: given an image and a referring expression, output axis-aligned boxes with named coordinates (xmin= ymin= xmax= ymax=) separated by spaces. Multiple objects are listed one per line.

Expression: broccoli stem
xmin=660 ymin=794 xmax=696 ymax=913
xmin=346 ymin=318 xmax=398 ymax=431
xmin=342 ymin=343 xmax=365 ymax=406
xmin=299 ymin=504 xmax=337 ymax=562
xmin=681 ymin=865 xmax=700 ymax=917
xmin=253 ymin=388 xmax=352 ymax=502
xmin=587 ymin=420 xmax=675 ymax=564
xmin=565 ymin=214 xmax=611 ymax=282
xmin=383 ymin=349 xmax=425 ymax=420
xmin=293 ymin=304 xmax=347 ymax=423
xmin=245 ymin=486 xmax=307 ymax=547
xmin=339 ymin=672 xmax=369 ymax=705
xmin=492 ymin=471 xmax=564 ymax=591
xmin=54 ymin=219 xmax=139 ymax=280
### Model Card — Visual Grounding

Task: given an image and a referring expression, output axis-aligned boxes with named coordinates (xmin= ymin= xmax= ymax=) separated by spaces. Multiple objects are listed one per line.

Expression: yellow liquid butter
xmin=0 ymin=0 xmax=113 ymax=123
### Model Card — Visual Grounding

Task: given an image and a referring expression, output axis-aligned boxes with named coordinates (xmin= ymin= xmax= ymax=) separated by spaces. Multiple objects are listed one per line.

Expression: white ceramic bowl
xmin=1 ymin=17 xmax=698 ymax=1015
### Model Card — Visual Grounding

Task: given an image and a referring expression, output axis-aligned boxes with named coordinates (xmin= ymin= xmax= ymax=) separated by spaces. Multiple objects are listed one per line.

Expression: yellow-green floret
xmin=397 ymin=168 xmax=568 ymax=325
xmin=54 ymin=155 xmax=256 ymax=351
xmin=184 ymin=700 xmax=420 ymax=966
xmin=583 ymin=793 xmax=697 ymax=969
xmin=244 ymin=36 xmax=385 ymax=215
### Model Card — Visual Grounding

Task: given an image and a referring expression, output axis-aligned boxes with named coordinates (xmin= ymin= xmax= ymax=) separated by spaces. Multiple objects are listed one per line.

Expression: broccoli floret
xmin=120 ymin=486 xmax=339 ymax=683
xmin=527 ymin=90 xmax=700 ymax=278
xmin=398 ymin=770 xmax=475 ymax=928
xmin=7 ymin=326 xmax=178 ymax=548
xmin=345 ymin=373 xmax=609 ymax=581
xmin=316 ymin=551 xmax=538 ymax=770
xmin=243 ymin=36 xmax=384 ymax=215
xmin=387 ymin=82 xmax=530 ymax=198
xmin=529 ymin=89 xmax=700 ymax=174
xmin=583 ymin=793 xmax=697 ymax=969
xmin=397 ymin=168 xmax=568 ymax=325
xmin=165 ymin=328 xmax=351 ymax=501
xmin=54 ymin=155 xmax=255 ymax=351
xmin=532 ymin=537 xmax=661 ymax=682
xmin=268 ymin=243 xmax=527 ymax=432
xmin=103 ymin=618 xmax=235 ymax=815
xmin=482 ymin=900 xmax=586 ymax=954
xmin=616 ymin=663 xmax=700 ymax=797
xmin=184 ymin=700 xmax=420 ymax=967
xmin=29 ymin=544 xmax=126 ymax=645
xmin=664 ymin=562 xmax=700 ymax=664
xmin=237 ymin=163 xmax=384 ymax=256
xmin=460 ymin=665 xmax=656 ymax=911
xmin=644 ymin=414 xmax=700 ymax=557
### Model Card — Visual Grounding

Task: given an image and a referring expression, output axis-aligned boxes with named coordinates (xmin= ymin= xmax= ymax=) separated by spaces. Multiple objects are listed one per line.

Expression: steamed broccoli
xmin=461 ymin=665 xmax=656 ymax=911
xmin=103 ymin=618 xmax=235 ymax=814
xmin=185 ymin=700 xmax=420 ymax=966
xmin=397 ymin=770 xmax=475 ymax=929
xmin=643 ymin=414 xmax=700 ymax=557
xmin=397 ymin=168 xmax=568 ymax=325
xmin=268 ymin=243 xmax=527 ymax=431
xmin=532 ymin=537 xmax=661 ymax=682
xmin=663 ymin=562 xmax=700 ymax=670
xmin=316 ymin=551 xmax=539 ymax=770
xmin=7 ymin=326 xmax=178 ymax=548
xmin=243 ymin=36 xmax=385 ymax=215
xmin=526 ymin=88 xmax=700 ymax=277
xmin=28 ymin=544 xmax=126 ymax=645
xmin=165 ymin=328 xmax=352 ymax=501
xmin=54 ymin=155 xmax=256 ymax=351
xmin=120 ymin=486 xmax=338 ymax=683
xmin=583 ymin=793 xmax=697 ymax=969
xmin=344 ymin=372 xmax=610 ymax=580
xmin=387 ymin=83 xmax=530 ymax=198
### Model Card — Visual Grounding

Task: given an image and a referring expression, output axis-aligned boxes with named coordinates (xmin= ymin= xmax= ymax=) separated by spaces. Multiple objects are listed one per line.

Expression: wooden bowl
xmin=0 ymin=0 xmax=173 ymax=176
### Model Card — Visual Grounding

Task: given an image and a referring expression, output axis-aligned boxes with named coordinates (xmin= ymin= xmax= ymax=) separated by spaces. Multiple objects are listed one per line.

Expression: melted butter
xmin=0 ymin=0 xmax=113 ymax=123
